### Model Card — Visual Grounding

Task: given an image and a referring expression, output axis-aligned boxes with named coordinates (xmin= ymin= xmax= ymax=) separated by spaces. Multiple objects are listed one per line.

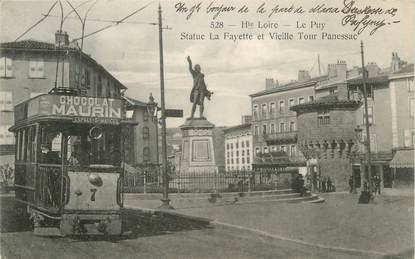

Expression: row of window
xmin=226 ymin=157 xmax=251 ymax=165
xmin=254 ymin=121 xmax=296 ymax=136
xmin=255 ymin=145 xmax=297 ymax=156
xmin=253 ymin=96 xmax=314 ymax=120
xmin=0 ymin=57 xmax=45 ymax=78
xmin=226 ymin=140 xmax=250 ymax=150
xmin=226 ymin=149 xmax=250 ymax=158
xmin=0 ymin=57 xmax=120 ymax=98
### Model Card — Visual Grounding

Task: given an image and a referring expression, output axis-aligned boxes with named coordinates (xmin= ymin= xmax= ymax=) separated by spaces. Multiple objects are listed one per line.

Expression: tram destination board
xmin=72 ymin=117 xmax=120 ymax=125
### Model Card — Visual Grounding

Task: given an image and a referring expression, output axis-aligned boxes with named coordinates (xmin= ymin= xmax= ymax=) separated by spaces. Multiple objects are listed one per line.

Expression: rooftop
xmin=250 ymin=75 xmax=328 ymax=98
xmin=223 ymin=123 xmax=251 ymax=134
xmin=346 ymin=75 xmax=389 ymax=86
xmin=0 ymin=39 xmax=126 ymax=89
xmin=0 ymin=39 xmax=75 ymax=50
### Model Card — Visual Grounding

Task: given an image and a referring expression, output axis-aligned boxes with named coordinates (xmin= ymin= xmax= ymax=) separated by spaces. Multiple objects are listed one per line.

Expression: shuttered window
xmin=29 ymin=59 xmax=45 ymax=78
xmin=0 ymin=57 xmax=13 ymax=78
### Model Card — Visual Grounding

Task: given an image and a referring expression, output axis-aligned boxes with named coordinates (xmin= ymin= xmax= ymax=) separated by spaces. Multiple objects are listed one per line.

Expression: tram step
xmin=34 ymin=227 xmax=63 ymax=237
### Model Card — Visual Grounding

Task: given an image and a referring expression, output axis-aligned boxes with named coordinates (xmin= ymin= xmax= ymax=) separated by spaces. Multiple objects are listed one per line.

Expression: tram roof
xmin=10 ymin=93 xmax=130 ymax=131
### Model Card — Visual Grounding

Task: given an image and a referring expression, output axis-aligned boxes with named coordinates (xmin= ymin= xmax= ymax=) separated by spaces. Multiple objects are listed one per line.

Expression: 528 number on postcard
xmin=210 ymin=21 xmax=224 ymax=29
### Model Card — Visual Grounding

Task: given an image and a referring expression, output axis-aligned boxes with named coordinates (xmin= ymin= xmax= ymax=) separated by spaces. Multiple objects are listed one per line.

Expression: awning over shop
xmin=390 ymin=149 xmax=414 ymax=168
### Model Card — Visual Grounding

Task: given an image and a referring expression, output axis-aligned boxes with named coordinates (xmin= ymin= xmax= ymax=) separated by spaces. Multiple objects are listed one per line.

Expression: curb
xmin=124 ymin=189 xmax=294 ymax=200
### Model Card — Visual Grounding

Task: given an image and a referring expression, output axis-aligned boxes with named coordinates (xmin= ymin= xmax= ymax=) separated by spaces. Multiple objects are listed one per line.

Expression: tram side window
xmin=26 ymin=128 xmax=31 ymax=162
xmin=26 ymin=126 xmax=36 ymax=162
xmin=16 ymin=131 xmax=21 ymax=161
xmin=21 ymin=130 xmax=27 ymax=161
xmin=40 ymin=128 xmax=62 ymax=164
xmin=15 ymin=129 xmax=29 ymax=162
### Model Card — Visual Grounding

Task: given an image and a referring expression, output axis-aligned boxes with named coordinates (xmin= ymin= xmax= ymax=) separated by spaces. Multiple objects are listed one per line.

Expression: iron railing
xmin=123 ymin=169 xmax=296 ymax=193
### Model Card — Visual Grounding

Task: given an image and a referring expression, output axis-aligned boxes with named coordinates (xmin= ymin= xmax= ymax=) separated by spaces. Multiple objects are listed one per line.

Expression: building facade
xmin=250 ymin=72 xmax=319 ymax=171
xmin=346 ymin=56 xmax=414 ymax=189
xmin=123 ymin=95 xmax=159 ymax=170
xmin=292 ymin=54 xmax=414 ymax=190
xmin=251 ymin=53 xmax=413 ymax=191
xmin=224 ymin=122 xmax=253 ymax=171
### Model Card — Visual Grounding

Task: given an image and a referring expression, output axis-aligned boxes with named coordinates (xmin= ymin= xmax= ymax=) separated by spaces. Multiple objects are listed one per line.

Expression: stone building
xmin=224 ymin=117 xmax=253 ymax=171
xmin=250 ymin=71 xmax=320 ymax=173
xmin=123 ymin=95 xmax=159 ymax=170
xmin=291 ymin=95 xmax=361 ymax=190
xmin=291 ymin=54 xmax=414 ymax=190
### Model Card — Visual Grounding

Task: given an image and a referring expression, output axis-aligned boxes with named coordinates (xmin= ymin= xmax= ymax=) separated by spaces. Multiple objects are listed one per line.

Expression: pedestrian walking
xmin=327 ymin=177 xmax=332 ymax=192
xmin=321 ymin=176 xmax=326 ymax=193
xmin=374 ymin=175 xmax=381 ymax=195
xmin=349 ymin=175 xmax=354 ymax=193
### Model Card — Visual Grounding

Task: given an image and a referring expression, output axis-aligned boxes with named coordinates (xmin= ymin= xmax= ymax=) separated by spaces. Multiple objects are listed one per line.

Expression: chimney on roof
xmin=328 ymin=60 xmax=347 ymax=79
xmin=391 ymin=52 xmax=402 ymax=72
xmin=241 ymin=115 xmax=252 ymax=124
xmin=55 ymin=30 xmax=69 ymax=47
xmin=298 ymin=70 xmax=311 ymax=82
xmin=336 ymin=60 xmax=347 ymax=79
xmin=265 ymin=78 xmax=275 ymax=90
xmin=328 ymin=64 xmax=337 ymax=79
xmin=366 ymin=62 xmax=381 ymax=77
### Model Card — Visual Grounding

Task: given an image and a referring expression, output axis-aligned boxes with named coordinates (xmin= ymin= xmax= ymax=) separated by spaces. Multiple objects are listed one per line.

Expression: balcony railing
xmin=263 ymin=131 xmax=298 ymax=144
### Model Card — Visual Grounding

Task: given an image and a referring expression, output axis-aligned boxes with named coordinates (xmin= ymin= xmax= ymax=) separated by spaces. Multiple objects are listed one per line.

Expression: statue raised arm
xmin=187 ymin=56 xmax=212 ymax=119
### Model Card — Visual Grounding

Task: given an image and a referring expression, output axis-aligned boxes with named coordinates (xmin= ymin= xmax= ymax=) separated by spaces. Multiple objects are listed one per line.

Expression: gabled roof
xmin=250 ymin=75 xmax=328 ymax=98
xmin=0 ymin=39 xmax=126 ymax=90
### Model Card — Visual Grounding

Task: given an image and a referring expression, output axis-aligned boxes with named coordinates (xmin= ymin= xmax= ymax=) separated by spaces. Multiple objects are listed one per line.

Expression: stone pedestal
xmin=179 ymin=118 xmax=217 ymax=175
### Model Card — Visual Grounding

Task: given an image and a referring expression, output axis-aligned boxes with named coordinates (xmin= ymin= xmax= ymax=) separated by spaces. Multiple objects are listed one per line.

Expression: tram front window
xmin=40 ymin=124 xmax=122 ymax=167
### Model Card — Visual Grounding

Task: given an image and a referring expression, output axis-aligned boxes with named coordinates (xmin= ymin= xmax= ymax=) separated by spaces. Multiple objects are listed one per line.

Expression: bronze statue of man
xmin=187 ymin=56 xmax=212 ymax=119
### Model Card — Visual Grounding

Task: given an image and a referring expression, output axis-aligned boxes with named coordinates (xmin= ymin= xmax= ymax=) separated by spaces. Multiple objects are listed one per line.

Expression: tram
xmin=9 ymin=90 xmax=134 ymax=236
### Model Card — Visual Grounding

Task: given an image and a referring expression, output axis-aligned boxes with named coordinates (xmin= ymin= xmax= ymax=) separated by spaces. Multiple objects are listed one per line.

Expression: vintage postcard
xmin=0 ymin=0 xmax=414 ymax=258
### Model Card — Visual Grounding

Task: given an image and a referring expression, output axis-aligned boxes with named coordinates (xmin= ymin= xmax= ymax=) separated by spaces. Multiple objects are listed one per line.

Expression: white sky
xmin=1 ymin=0 xmax=414 ymax=127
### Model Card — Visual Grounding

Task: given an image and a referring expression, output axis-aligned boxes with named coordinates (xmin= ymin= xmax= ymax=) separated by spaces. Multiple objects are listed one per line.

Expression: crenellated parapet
xmin=298 ymin=139 xmax=359 ymax=160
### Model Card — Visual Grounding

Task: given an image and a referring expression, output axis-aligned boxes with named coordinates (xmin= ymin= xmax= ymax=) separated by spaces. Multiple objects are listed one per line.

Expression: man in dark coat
xmin=349 ymin=175 xmax=354 ymax=193
xmin=187 ymin=56 xmax=212 ymax=119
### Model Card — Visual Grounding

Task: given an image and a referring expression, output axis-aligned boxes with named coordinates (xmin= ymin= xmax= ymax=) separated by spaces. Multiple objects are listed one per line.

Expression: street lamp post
xmin=360 ymin=41 xmax=373 ymax=196
xmin=157 ymin=4 xmax=173 ymax=209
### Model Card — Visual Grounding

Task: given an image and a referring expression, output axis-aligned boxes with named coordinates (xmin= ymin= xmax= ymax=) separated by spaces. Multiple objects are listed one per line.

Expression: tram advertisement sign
xmin=27 ymin=95 xmax=123 ymax=124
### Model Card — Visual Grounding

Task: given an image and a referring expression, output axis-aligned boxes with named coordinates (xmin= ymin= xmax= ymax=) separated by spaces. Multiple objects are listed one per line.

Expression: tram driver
xmin=40 ymin=144 xmax=60 ymax=164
